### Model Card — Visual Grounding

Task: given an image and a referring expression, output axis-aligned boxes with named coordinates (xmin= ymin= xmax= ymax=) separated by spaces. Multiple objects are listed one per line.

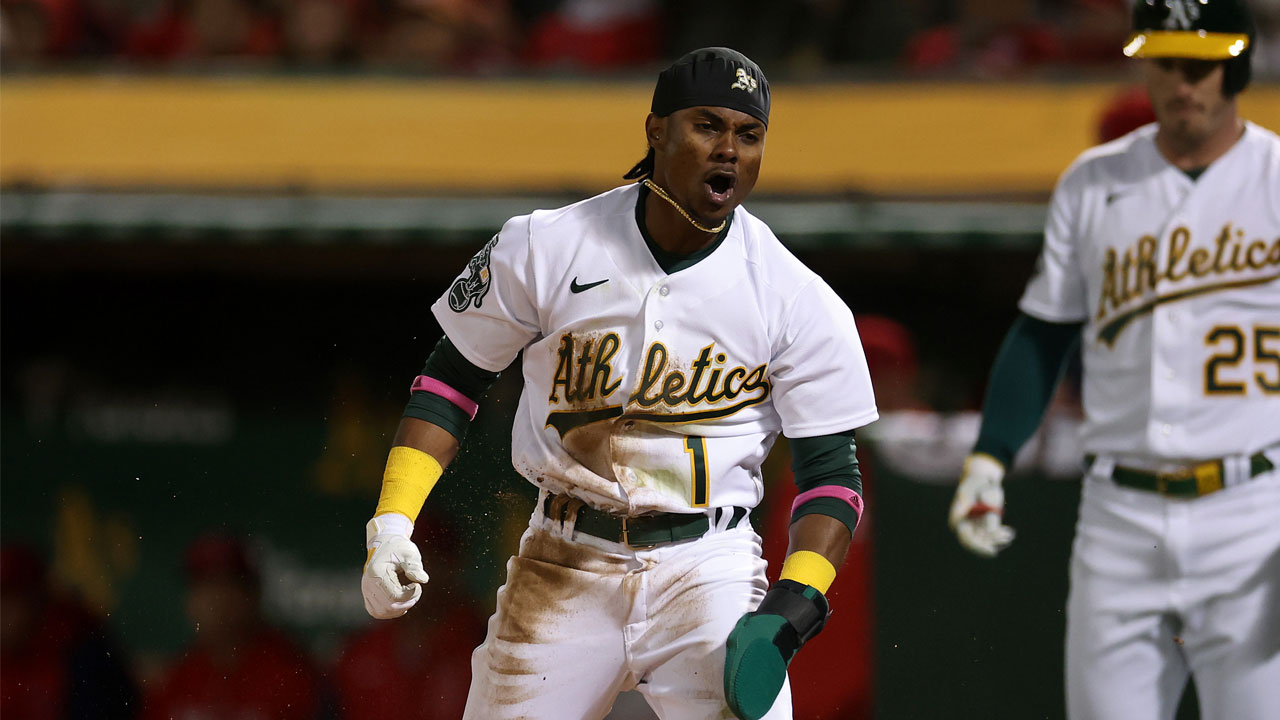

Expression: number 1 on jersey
xmin=684 ymin=436 xmax=709 ymax=507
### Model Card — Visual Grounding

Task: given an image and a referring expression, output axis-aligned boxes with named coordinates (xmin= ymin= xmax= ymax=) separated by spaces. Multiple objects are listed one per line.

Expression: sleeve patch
xmin=447 ymin=234 xmax=499 ymax=312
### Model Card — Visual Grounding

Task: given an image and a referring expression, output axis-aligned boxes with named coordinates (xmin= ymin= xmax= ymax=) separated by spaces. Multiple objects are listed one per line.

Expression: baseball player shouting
xmin=361 ymin=47 xmax=878 ymax=720
xmin=949 ymin=1 xmax=1280 ymax=718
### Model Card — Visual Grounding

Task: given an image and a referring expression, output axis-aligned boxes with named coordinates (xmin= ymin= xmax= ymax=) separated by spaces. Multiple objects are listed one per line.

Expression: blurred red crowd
xmin=0 ymin=0 xmax=1135 ymax=76
xmin=1 ymin=533 xmax=485 ymax=720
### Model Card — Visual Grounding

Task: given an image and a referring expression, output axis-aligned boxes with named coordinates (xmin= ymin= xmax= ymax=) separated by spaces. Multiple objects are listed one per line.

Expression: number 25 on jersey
xmin=1204 ymin=325 xmax=1280 ymax=394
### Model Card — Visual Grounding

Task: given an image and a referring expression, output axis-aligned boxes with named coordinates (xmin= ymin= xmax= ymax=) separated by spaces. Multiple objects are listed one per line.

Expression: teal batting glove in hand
xmin=723 ymin=579 xmax=830 ymax=720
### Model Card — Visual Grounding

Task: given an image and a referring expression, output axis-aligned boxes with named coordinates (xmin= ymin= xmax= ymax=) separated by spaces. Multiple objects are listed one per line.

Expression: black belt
xmin=540 ymin=493 xmax=747 ymax=549
xmin=1087 ymin=451 xmax=1275 ymax=498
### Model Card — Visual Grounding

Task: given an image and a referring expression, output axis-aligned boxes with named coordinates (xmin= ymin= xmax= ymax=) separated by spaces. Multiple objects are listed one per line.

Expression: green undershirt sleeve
xmin=972 ymin=312 xmax=1083 ymax=469
xmin=789 ymin=430 xmax=862 ymax=536
xmin=402 ymin=336 xmax=501 ymax=443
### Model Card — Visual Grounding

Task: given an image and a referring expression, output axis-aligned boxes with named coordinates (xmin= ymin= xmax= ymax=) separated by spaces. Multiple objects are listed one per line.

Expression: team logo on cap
xmin=1163 ymin=0 xmax=1200 ymax=30
xmin=730 ymin=68 xmax=757 ymax=93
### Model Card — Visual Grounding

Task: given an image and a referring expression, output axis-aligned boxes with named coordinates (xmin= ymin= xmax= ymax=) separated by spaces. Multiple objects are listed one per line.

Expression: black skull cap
xmin=651 ymin=47 xmax=770 ymax=127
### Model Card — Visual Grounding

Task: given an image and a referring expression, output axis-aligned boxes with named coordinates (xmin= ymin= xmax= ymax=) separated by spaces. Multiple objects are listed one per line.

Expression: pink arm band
xmin=410 ymin=375 xmax=479 ymax=420
xmin=791 ymin=486 xmax=864 ymax=520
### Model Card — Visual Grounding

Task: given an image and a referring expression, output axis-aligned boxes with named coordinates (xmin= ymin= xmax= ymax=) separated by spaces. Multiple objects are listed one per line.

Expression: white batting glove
xmin=362 ymin=513 xmax=430 ymax=619
xmin=948 ymin=453 xmax=1016 ymax=557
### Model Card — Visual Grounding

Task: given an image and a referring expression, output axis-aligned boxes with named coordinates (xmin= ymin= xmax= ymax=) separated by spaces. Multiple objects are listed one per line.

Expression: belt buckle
xmin=1192 ymin=460 xmax=1224 ymax=496
xmin=620 ymin=517 xmax=659 ymax=550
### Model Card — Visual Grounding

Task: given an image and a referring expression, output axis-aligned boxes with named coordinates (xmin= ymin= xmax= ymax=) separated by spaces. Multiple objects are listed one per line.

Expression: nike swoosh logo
xmin=570 ymin=277 xmax=609 ymax=293
xmin=1106 ymin=188 xmax=1136 ymax=205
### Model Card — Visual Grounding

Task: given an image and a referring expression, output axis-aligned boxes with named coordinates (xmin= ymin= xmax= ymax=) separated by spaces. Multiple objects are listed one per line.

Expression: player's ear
xmin=645 ymin=113 xmax=665 ymax=150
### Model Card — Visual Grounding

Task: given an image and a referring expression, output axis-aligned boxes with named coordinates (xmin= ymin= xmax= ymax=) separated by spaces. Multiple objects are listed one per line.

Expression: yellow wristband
xmin=374 ymin=446 xmax=443 ymax=522
xmin=779 ymin=550 xmax=837 ymax=595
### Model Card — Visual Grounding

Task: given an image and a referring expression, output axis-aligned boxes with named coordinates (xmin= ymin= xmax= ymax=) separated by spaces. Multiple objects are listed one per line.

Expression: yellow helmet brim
xmin=1124 ymin=31 xmax=1250 ymax=60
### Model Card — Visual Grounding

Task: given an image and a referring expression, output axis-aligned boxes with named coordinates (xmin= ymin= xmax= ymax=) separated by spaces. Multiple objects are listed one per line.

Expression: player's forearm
xmin=373 ymin=418 xmax=460 ymax=522
xmin=374 ymin=419 xmax=450 ymax=522
xmin=785 ymin=513 xmax=852 ymax=575
xmin=973 ymin=312 xmax=1082 ymax=468
xmin=393 ymin=416 xmax=461 ymax=467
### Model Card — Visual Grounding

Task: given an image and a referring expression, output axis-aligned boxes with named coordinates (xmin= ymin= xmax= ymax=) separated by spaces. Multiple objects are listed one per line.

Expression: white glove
xmin=361 ymin=513 xmax=430 ymax=619
xmin=948 ymin=453 xmax=1016 ymax=557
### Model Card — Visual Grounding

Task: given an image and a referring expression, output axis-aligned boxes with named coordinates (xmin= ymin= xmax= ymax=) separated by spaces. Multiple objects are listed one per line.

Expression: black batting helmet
xmin=1124 ymin=0 xmax=1255 ymax=96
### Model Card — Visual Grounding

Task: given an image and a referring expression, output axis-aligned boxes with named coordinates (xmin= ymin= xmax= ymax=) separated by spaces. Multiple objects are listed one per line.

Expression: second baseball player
xmin=950 ymin=1 xmax=1280 ymax=718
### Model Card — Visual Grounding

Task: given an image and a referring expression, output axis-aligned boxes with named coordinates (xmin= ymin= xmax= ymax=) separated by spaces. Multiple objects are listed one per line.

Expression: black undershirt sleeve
xmin=972 ymin=312 xmax=1083 ymax=468
xmin=402 ymin=336 xmax=501 ymax=443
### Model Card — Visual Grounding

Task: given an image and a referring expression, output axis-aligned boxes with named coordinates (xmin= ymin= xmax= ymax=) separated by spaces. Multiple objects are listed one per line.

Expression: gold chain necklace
xmin=642 ymin=179 xmax=726 ymax=234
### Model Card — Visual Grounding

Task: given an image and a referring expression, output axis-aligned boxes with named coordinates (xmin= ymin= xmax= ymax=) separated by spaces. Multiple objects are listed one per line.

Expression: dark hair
xmin=623 ymin=147 xmax=655 ymax=180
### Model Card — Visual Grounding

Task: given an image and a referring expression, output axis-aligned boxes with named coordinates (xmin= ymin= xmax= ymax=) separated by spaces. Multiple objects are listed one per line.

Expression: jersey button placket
xmin=656 ymin=285 xmax=669 ymax=330
xmin=641 ymin=284 xmax=665 ymax=342
xmin=1149 ymin=303 xmax=1186 ymax=452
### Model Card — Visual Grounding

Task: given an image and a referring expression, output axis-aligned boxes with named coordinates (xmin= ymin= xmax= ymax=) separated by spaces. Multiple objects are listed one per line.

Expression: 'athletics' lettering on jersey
xmin=1096 ymin=224 xmax=1280 ymax=345
xmin=548 ymin=331 xmax=624 ymax=403
xmin=544 ymin=339 xmax=771 ymax=438
xmin=627 ymin=342 xmax=770 ymax=421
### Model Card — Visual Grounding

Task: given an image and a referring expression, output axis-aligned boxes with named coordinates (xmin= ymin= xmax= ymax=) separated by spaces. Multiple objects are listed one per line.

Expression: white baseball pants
xmin=1066 ymin=463 xmax=1280 ymax=720
xmin=462 ymin=493 xmax=791 ymax=720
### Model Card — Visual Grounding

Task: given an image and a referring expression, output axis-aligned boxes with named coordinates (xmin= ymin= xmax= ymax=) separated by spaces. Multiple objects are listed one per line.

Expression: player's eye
xmin=1180 ymin=60 xmax=1215 ymax=82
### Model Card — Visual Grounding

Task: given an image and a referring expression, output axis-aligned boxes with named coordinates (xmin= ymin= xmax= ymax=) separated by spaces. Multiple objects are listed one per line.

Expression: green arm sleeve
xmin=789 ymin=430 xmax=862 ymax=536
xmin=402 ymin=336 xmax=501 ymax=443
xmin=972 ymin=312 xmax=1082 ymax=468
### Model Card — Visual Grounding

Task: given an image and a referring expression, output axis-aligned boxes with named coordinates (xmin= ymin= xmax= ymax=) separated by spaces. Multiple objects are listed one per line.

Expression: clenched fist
xmin=949 ymin=453 xmax=1016 ymax=557
xmin=362 ymin=513 xmax=430 ymax=619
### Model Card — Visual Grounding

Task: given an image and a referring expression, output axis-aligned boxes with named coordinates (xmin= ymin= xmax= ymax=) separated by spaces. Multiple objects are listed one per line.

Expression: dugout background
xmin=6 ymin=77 xmax=1275 ymax=718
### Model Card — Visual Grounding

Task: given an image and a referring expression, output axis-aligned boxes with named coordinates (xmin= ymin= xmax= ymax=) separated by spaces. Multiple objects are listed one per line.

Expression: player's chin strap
xmin=642 ymin=179 xmax=727 ymax=234
xmin=724 ymin=552 xmax=835 ymax=720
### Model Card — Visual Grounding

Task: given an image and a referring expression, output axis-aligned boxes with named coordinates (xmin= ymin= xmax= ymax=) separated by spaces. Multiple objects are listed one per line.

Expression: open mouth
xmin=705 ymin=172 xmax=736 ymax=204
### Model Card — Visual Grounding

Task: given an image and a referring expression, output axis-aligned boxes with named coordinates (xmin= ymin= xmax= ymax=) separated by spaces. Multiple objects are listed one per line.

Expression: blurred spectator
xmin=141 ymin=532 xmax=323 ymax=720
xmin=522 ymin=0 xmax=658 ymax=70
xmin=1096 ymin=84 xmax=1156 ymax=144
xmin=0 ymin=0 xmax=119 ymax=61
xmin=903 ymin=0 xmax=1134 ymax=77
xmin=1 ymin=0 xmax=70 ymax=61
xmin=662 ymin=1 xmax=811 ymax=74
xmin=281 ymin=0 xmax=363 ymax=67
xmin=857 ymin=314 xmax=927 ymax=413
xmin=1054 ymin=0 xmax=1131 ymax=66
xmin=332 ymin=514 xmax=486 ymax=720
xmin=0 ymin=542 xmax=139 ymax=720
xmin=361 ymin=0 xmax=516 ymax=72
xmin=904 ymin=0 xmax=1065 ymax=77
xmin=124 ymin=0 xmax=281 ymax=63
xmin=802 ymin=1 xmax=919 ymax=69
xmin=1252 ymin=0 xmax=1280 ymax=76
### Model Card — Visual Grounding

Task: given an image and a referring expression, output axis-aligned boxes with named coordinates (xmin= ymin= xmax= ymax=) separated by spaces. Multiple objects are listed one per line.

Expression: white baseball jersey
xmin=433 ymin=183 xmax=878 ymax=515
xmin=1020 ymin=121 xmax=1280 ymax=462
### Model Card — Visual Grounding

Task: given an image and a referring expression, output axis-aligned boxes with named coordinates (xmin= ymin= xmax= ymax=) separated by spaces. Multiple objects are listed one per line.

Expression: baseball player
xmin=360 ymin=47 xmax=878 ymax=720
xmin=948 ymin=1 xmax=1280 ymax=718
